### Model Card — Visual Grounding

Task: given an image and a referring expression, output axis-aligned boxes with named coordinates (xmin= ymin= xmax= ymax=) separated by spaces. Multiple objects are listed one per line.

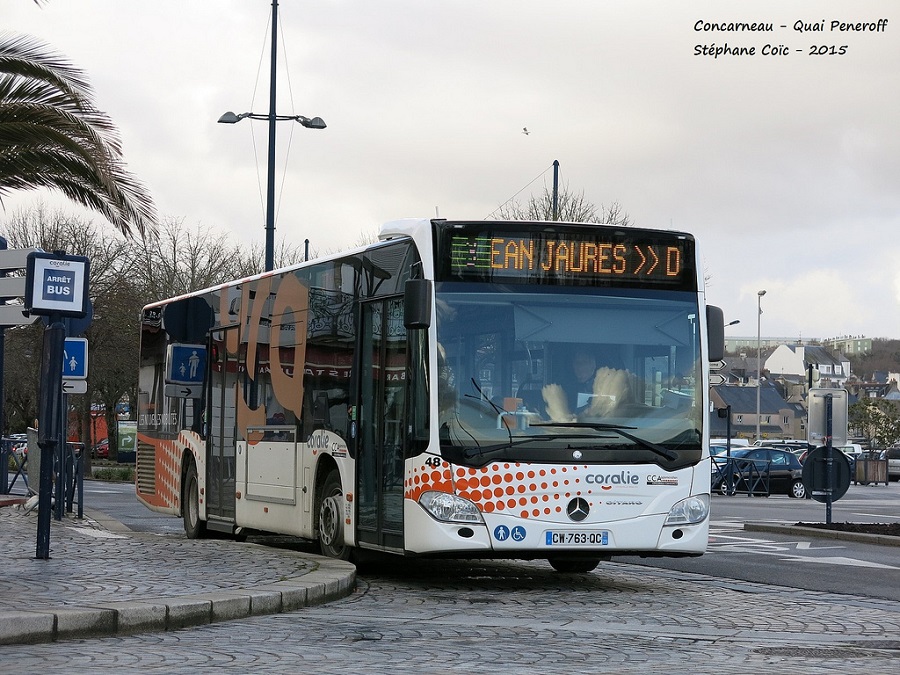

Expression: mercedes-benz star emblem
xmin=566 ymin=497 xmax=590 ymax=522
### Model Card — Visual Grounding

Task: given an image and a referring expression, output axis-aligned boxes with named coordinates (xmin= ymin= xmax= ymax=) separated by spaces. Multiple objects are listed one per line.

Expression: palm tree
xmin=0 ymin=31 xmax=157 ymax=238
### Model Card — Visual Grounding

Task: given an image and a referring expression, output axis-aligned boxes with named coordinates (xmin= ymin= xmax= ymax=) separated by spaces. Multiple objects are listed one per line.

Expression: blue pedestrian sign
xmin=62 ymin=337 xmax=88 ymax=379
xmin=167 ymin=343 xmax=207 ymax=385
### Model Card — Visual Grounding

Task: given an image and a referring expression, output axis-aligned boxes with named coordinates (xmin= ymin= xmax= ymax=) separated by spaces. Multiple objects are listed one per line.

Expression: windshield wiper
xmin=528 ymin=422 xmax=678 ymax=461
xmin=460 ymin=434 xmax=599 ymax=461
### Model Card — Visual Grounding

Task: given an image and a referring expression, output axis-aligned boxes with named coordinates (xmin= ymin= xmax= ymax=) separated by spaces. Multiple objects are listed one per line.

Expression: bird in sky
xmin=522 ymin=127 xmax=530 ymax=135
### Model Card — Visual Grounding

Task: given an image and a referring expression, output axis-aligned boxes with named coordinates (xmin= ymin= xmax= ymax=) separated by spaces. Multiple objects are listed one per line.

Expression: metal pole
xmin=264 ymin=0 xmax=279 ymax=272
xmin=36 ymin=318 xmax=64 ymax=559
xmin=825 ymin=394 xmax=833 ymax=525
xmin=0 ymin=328 xmax=5 ymax=463
xmin=54 ymin=391 xmax=66 ymax=521
xmin=725 ymin=405 xmax=733 ymax=494
xmin=551 ymin=159 xmax=559 ymax=221
xmin=1 ymin=236 xmax=7 ymax=456
xmin=756 ymin=290 xmax=766 ymax=442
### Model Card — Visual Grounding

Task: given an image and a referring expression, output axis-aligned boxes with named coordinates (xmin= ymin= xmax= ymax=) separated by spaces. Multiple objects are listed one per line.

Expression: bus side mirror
xmin=706 ymin=305 xmax=725 ymax=362
xmin=404 ymin=279 xmax=432 ymax=329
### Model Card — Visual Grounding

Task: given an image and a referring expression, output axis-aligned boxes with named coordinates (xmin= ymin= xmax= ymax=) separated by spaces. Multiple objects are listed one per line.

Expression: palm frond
xmin=0 ymin=31 xmax=157 ymax=238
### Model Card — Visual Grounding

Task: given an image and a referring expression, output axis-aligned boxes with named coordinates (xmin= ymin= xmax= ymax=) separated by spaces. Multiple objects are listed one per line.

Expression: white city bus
xmin=136 ymin=219 xmax=724 ymax=572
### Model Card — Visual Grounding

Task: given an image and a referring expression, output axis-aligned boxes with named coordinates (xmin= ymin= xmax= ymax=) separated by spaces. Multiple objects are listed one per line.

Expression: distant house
xmin=847 ymin=380 xmax=894 ymax=400
xmin=709 ymin=383 xmax=806 ymax=441
xmin=765 ymin=344 xmax=849 ymax=389
xmin=823 ymin=335 xmax=871 ymax=356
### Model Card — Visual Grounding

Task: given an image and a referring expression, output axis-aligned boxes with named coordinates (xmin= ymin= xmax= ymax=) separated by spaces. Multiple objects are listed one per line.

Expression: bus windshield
xmin=435 ymin=283 xmax=703 ymax=469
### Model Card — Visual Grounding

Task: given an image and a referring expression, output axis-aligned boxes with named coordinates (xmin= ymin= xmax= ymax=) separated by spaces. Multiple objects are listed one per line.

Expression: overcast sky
xmin=5 ymin=0 xmax=899 ymax=340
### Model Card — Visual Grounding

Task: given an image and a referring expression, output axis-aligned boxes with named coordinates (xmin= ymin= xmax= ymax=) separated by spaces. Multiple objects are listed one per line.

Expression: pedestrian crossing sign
xmin=166 ymin=343 xmax=207 ymax=385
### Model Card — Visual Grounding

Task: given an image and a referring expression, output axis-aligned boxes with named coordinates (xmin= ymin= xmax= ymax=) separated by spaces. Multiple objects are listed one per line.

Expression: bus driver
xmin=541 ymin=348 xmax=631 ymax=422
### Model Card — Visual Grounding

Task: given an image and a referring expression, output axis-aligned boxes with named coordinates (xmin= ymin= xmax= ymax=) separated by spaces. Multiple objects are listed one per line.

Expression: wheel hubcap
xmin=320 ymin=493 xmax=341 ymax=546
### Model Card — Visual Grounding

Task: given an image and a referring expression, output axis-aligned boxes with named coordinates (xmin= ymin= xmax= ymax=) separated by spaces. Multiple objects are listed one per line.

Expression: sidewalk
xmin=0 ymin=501 xmax=356 ymax=645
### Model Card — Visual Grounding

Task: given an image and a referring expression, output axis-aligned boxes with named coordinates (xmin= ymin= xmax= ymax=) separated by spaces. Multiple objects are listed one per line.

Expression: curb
xmin=0 ymin=562 xmax=356 ymax=645
xmin=744 ymin=522 xmax=900 ymax=547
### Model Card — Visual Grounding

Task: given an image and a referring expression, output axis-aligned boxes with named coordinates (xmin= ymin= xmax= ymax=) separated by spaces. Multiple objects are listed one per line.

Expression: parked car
xmin=879 ymin=448 xmax=900 ymax=481
xmin=712 ymin=438 xmax=750 ymax=447
xmin=799 ymin=445 xmax=855 ymax=466
xmin=712 ymin=447 xmax=806 ymax=498
xmin=7 ymin=433 xmax=27 ymax=460
xmin=758 ymin=439 xmax=815 ymax=456
xmin=92 ymin=438 xmax=110 ymax=459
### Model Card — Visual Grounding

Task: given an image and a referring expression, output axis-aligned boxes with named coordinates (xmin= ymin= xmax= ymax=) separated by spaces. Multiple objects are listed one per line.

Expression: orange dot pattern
xmin=405 ymin=460 xmax=597 ymax=519
xmin=136 ymin=430 xmax=206 ymax=511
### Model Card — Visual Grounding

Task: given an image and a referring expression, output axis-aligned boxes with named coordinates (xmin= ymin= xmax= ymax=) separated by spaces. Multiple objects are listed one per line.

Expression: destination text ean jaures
xmin=693 ymin=18 xmax=889 ymax=58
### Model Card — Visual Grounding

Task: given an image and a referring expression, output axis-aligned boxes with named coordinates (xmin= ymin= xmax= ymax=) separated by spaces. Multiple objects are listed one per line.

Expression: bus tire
xmin=318 ymin=469 xmax=351 ymax=560
xmin=183 ymin=461 xmax=207 ymax=539
xmin=548 ymin=557 xmax=601 ymax=574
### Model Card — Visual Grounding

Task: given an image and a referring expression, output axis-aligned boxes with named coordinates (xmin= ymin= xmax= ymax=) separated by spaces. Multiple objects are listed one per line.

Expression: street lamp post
xmin=218 ymin=0 xmax=326 ymax=272
xmin=756 ymin=290 xmax=766 ymax=442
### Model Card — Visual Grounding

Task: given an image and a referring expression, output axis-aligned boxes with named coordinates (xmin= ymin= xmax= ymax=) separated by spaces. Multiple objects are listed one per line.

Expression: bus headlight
xmin=418 ymin=491 xmax=484 ymax=524
xmin=665 ymin=494 xmax=710 ymax=526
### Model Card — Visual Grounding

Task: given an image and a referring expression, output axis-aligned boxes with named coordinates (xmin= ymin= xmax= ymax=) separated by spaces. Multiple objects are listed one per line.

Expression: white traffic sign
xmin=0 ymin=247 xmax=40 ymax=271
xmin=25 ymin=252 xmax=90 ymax=317
xmin=0 ymin=276 xmax=26 ymax=299
xmin=709 ymin=374 xmax=727 ymax=385
xmin=164 ymin=383 xmax=202 ymax=399
xmin=0 ymin=304 xmax=38 ymax=327
xmin=709 ymin=360 xmax=727 ymax=371
xmin=62 ymin=379 xmax=87 ymax=395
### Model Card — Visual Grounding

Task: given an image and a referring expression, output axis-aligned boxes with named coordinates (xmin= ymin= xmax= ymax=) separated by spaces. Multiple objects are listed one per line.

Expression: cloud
xmin=3 ymin=0 xmax=899 ymax=340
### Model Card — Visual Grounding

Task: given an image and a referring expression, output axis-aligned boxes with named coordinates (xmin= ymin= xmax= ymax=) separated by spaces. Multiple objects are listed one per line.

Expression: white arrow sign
xmin=0 ymin=247 xmax=40 ymax=271
xmin=709 ymin=360 xmax=727 ymax=371
xmin=62 ymin=379 xmax=87 ymax=395
xmin=0 ymin=276 xmax=26 ymax=299
xmin=164 ymin=383 xmax=202 ymax=399
xmin=710 ymin=374 xmax=727 ymax=385
xmin=0 ymin=304 xmax=38 ymax=327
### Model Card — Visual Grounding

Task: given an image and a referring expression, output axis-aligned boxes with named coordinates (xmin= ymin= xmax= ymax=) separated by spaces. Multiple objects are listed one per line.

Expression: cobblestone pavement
xmin=0 ymin=504 xmax=355 ymax=644
xmin=2 ymin=539 xmax=900 ymax=673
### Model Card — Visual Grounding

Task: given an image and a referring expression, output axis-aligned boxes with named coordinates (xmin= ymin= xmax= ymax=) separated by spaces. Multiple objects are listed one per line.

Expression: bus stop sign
xmin=801 ymin=446 xmax=851 ymax=503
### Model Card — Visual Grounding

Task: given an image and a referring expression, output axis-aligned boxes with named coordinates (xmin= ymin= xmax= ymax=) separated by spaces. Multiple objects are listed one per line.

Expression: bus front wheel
xmin=318 ymin=469 xmax=352 ymax=560
xmin=183 ymin=461 xmax=207 ymax=539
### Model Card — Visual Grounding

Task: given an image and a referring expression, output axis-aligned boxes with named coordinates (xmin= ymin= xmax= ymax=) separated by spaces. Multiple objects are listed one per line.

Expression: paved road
xmin=1 ymin=480 xmax=898 ymax=672
xmin=621 ymin=486 xmax=900 ymax=600
xmin=88 ymin=479 xmax=900 ymax=599
xmin=4 ymin=556 xmax=899 ymax=674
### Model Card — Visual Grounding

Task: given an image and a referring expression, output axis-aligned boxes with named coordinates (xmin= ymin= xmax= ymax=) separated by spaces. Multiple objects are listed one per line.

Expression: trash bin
xmin=855 ymin=456 xmax=888 ymax=485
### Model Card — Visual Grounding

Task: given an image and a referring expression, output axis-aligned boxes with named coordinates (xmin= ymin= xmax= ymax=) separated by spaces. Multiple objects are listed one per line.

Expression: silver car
xmin=879 ymin=448 xmax=900 ymax=481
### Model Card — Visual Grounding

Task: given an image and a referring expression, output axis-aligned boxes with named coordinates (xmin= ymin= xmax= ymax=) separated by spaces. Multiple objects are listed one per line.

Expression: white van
xmin=711 ymin=438 xmax=750 ymax=447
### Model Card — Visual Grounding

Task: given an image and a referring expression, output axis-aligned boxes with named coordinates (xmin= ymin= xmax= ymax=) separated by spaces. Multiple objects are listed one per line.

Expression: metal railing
xmin=1 ymin=435 xmax=83 ymax=518
xmin=712 ymin=456 xmax=771 ymax=496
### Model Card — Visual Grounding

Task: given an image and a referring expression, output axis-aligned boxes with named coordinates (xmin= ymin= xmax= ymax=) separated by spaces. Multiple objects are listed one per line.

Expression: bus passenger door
xmin=357 ymin=298 xmax=405 ymax=551
xmin=206 ymin=327 xmax=238 ymax=522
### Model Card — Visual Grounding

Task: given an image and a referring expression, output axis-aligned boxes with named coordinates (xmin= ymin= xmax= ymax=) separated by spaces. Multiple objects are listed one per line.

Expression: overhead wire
xmin=248 ymin=11 xmax=271 ymax=224
xmin=276 ymin=8 xmax=297 ymax=229
xmin=484 ymin=162 xmax=555 ymax=219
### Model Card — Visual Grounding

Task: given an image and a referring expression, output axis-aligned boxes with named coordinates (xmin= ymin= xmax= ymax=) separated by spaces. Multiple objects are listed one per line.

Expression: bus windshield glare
xmin=435 ymin=284 xmax=702 ymax=469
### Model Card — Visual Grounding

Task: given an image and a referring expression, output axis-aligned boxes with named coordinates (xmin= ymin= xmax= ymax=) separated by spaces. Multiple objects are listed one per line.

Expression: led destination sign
xmin=448 ymin=231 xmax=694 ymax=287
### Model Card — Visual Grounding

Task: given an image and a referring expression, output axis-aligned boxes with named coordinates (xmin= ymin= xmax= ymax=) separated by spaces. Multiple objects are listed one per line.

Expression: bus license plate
xmin=545 ymin=530 xmax=609 ymax=546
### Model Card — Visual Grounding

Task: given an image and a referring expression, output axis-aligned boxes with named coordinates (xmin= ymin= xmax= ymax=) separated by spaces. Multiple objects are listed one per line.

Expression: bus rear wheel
xmin=182 ymin=461 xmax=207 ymax=539
xmin=548 ymin=557 xmax=600 ymax=573
xmin=318 ymin=469 xmax=351 ymax=560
